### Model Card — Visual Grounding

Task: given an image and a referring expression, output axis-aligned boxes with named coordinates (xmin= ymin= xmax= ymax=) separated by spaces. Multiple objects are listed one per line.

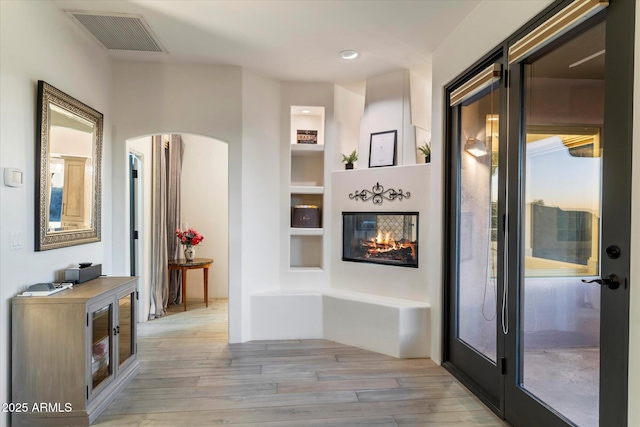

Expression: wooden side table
xmin=167 ymin=258 xmax=214 ymax=311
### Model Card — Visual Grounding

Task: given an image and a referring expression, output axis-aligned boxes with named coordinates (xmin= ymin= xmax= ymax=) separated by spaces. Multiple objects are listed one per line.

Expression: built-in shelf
xmin=291 ymin=185 xmax=324 ymax=194
xmin=291 ymin=227 xmax=324 ymax=236
xmin=289 ymin=266 xmax=324 ymax=273
xmin=291 ymin=144 xmax=324 ymax=156
xmin=289 ymin=105 xmax=326 ymax=270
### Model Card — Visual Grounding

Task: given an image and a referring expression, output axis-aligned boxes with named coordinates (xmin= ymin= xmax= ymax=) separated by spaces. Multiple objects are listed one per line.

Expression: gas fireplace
xmin=342 ymin=212 xmax=418 ymax=268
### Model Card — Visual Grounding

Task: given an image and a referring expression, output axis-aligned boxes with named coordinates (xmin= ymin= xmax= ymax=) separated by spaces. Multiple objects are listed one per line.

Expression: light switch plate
xmin=4 ymin=168 xmax=24 ymax=187
xmin=11 ymin=232 xmax=23 ymax=250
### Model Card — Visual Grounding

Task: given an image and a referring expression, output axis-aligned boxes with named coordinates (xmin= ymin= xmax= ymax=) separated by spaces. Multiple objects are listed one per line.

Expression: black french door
xmin=443 ymin=55 xmax=507 ymax=415
xmin=129 ymin=153 xmax=139 ymax=277
xmin=444 ymin=1 xmax=634 ymax=426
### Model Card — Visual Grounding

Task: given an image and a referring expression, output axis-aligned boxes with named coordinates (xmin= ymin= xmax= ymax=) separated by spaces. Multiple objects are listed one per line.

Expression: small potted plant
xmin=341 ymin=150 xmax=358 ymax=170
xmin=418 ymin=141 xmax=431 ymax=163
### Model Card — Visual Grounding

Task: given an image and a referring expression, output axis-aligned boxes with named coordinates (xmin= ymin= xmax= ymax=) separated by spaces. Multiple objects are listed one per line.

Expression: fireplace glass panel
xmin=342 ymin=212 xmax=418 ymax=267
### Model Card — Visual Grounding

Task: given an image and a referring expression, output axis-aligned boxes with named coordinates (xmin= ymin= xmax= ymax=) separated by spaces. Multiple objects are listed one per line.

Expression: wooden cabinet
xmin=12 ymin=277 xmax=139 ymax=426
xmin=61 ymin=155 xmax=90 ymax=230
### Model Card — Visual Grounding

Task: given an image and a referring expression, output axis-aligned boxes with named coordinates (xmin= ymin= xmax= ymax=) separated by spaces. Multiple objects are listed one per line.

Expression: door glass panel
xmin=521 ymin=22 xmax=605 ymax=427
xmin=91 ymin=303 xmax=112 ymax=390
xmin=118 ymin=293 xmax=134 ymax=366
xmin=457 ymin=85 xmax=500 ymax=362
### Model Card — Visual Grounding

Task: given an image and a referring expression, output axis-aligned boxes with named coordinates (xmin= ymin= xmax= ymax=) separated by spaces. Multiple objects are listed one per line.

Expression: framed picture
xmin=369 ymin=130 xmax=397 ymax=168
xmin=296 ymin=129 xmax=318 ymax=144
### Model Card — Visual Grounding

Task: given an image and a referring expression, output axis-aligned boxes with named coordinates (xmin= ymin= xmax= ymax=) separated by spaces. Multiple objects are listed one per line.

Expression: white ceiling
xmin=52 ymin=0 xmax=480 ymax=87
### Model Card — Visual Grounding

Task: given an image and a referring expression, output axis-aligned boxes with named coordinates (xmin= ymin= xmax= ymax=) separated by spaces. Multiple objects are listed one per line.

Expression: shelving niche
xmin=290 ymin=105 xmax=325 ymax=270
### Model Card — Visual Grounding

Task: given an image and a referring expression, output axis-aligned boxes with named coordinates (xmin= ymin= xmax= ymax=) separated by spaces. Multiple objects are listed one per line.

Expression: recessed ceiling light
xmin=340 ymin=50 xmax=360 ymax=60
xmin=301 ymin=109 xmax=311 ymax=114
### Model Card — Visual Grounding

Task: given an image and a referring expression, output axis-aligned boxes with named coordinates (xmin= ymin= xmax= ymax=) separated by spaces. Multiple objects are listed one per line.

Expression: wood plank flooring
xmin=94 ymin=299 xmax=505 ymax=427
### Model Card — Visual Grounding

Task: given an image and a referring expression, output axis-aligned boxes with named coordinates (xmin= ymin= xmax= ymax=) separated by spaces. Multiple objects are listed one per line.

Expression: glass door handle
xmin=582 ymin=274 xmax=621 ymax=290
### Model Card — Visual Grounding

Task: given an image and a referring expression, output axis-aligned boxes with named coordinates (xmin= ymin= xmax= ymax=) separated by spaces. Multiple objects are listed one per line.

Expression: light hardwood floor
xmin=94 ymin=299 xmax=506 ymax=427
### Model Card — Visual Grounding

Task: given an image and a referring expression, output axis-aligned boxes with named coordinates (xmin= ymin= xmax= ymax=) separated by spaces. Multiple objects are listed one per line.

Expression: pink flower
xmin=176 ymin=228 xmax=204 ymax=247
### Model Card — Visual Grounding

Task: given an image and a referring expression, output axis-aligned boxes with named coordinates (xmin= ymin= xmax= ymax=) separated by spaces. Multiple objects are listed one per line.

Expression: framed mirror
xmin=36 ymin=81 xmax=103 ymax=251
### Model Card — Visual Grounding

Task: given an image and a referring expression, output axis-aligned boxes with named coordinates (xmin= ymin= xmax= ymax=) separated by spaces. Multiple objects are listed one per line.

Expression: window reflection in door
xmin=525 ymin=126 xmax=601 ymax=278
xmin=457 ymin=85 xmax=500 ymax=363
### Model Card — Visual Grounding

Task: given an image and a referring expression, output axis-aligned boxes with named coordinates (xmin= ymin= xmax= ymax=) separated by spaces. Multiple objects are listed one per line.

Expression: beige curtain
xmin=149 ymin=134 xmax=185 ymax=318
xmin=149 ymin=135 xmax=168 ymax=318
xmin=167 ymin=134 xmax=185 ymax=305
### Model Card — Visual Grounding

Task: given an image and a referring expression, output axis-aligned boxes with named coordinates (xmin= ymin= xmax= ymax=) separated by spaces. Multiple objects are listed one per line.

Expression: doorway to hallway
xmin=127 ymin=133 xmax=229 ymax=323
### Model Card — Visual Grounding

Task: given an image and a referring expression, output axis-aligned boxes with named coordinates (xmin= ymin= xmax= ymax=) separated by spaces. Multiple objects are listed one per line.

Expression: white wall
xmin=181 ymin=134 xmax=229 ymax=299
xmin=50 ymin=127 xmax=93 ymax=157
xmin=331 ymin=165 xmax=431 ymax=302
xmin=410 ymin=70 xmax=433 ymax=159
xmin=113 ymin=66 xmax=280 ymax=343
xmin=0 ymin=1 xmax=112 ymax=425
xmin=335 ymin=85 xmax=365 ymax=170
xmin=429 ymin=0 xmax=554 ymax=363
xmin=112 ymin=66 xmax=283 ymax=343
xmin=111 ymin=61 xmax=248 ymax=340
xmin=241 ymin=70 xmax=282 ymax=340
xmin=359 ymin=70 xmax=418 ymax=167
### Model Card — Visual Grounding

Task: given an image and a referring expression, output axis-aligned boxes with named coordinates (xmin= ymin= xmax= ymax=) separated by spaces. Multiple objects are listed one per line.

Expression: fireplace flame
xmin=367 ymin=230 xmax=413 ymax=258
xmin=374 ymin=231 xmax=394 ymax=245
xmin=344 ymin=213 xmax=418 ymax=266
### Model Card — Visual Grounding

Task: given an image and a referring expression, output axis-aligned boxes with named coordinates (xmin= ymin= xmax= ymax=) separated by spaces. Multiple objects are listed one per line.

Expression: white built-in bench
xmin=250 ymin=289 xmax=430 ymax=358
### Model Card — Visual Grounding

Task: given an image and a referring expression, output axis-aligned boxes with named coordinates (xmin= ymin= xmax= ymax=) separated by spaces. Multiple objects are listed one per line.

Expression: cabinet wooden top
xmin=13 ymin=276 xmax=137 ymax=305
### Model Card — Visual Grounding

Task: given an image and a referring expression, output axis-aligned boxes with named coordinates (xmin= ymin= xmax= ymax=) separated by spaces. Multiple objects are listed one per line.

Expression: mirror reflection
xmin=48 ymin=104 xmax=94 ymax=232
xmin=36 ymin=81 xmax=102 ymax=251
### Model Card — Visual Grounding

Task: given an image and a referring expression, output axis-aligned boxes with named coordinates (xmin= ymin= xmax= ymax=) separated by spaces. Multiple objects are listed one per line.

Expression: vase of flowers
xmin=175 ymin=228 xmax=204 ymax=262
xmin=184 ymin=246 xmax=195 ymax=262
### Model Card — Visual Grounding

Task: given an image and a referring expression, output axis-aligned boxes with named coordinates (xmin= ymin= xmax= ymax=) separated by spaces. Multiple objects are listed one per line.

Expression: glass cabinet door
xmin=117 ymin=292 xmax=135 ymax=367
xmin=91 ymin=303 xmax=113 ymax=391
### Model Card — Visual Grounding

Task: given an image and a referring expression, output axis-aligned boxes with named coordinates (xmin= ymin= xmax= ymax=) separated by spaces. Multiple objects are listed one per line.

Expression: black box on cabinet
xmin=65 ymin=263 xmax=102 ymax=284
xmin=292 ymin=205 xmax=320 ymax=227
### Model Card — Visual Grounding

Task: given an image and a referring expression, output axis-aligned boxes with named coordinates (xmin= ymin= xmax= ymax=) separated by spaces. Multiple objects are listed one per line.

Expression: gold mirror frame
xmin=36 ymin=81 xmax=102 ymax=251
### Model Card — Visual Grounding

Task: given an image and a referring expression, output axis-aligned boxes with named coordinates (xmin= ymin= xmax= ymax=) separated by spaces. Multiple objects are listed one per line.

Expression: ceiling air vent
xmin=65 ymin=11 xmax=167 ymax=53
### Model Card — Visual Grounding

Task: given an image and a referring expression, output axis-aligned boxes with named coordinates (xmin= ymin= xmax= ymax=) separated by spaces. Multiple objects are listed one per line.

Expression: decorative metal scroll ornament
xmin=349 ymin=182 xmax=411 ymax=205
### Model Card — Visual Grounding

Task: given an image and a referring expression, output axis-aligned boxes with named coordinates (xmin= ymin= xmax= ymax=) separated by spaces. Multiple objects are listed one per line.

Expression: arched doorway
xmin=126 ymin=133 xmax=229 ymax=324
